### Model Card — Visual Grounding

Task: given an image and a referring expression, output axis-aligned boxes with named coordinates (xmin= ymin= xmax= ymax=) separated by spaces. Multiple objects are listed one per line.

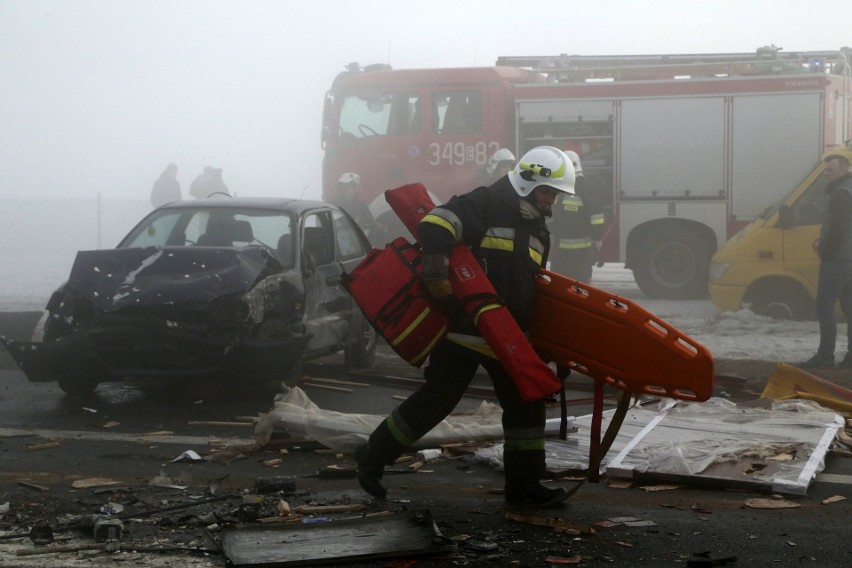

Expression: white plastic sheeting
xmin=254 ymin=387 xmax=507 ymax=453
xmin=255 ymin=389 xmax=842 ymax=495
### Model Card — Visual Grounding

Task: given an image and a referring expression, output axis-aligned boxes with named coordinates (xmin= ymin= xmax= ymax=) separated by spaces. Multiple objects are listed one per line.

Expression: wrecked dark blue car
xmin=2 ymin=198 xmax=377 ymax=394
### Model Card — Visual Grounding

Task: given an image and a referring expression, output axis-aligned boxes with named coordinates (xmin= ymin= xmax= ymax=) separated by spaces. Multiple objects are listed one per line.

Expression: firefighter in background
xmin=548 ymin=151 xmax=604 ymax=282
xmin=479 ymin=147 xmax=516 ymax=186
xmin=355 ymin=146 xmax=575 ymax=506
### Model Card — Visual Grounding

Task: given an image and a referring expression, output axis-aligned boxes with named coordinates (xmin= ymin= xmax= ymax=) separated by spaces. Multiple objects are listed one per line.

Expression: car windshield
xmin=118 ymin=207 xmax=296 ymax=268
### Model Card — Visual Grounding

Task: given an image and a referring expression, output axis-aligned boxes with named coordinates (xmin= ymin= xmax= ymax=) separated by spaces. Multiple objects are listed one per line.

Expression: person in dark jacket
xmin=549 ymin=151 xmax=604 ymax=282
xmin=800 ymin=153 xmax=852 ymax=368
xmin=189 ymin=166 xmax=230 ymax=199
xmin=355 ymin=146 xmax=576 ymax=506
xmin=149 ymin=163 xmax=181 ymax=208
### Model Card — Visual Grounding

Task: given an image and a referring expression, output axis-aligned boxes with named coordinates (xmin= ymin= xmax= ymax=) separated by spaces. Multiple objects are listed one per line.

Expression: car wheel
xmin=282 ymin=357 xmax=304 ymax=388
xmin=57 ymin=373 xmax=100 ymax=396
xmin=745 ymin=280 xmax=815 ymax=321
xmin=344 ymin=314 xmax=377 ymax=370
xmin=632 ymin=227 xmax=712 ymax=300
xmin=255 ymin=318 xmax=304 ymax=390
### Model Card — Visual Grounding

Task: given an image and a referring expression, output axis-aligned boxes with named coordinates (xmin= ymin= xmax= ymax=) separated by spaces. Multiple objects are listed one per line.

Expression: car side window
xmin=303 ymin=213 xmax=335 ymax=266
xmin=333 ymin=209 xmax=367 ymax=260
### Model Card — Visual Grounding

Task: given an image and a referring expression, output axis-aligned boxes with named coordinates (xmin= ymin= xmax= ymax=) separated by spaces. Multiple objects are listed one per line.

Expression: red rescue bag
xmin=342 ymin=237 xmax=448 ymax=367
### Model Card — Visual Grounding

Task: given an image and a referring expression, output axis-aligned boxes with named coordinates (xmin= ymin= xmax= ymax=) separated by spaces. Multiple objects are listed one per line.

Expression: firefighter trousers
xmin=365 ymin=338 xmax=548 ymax=481
xmin=550 ymin=247 xmax=594 ymax=283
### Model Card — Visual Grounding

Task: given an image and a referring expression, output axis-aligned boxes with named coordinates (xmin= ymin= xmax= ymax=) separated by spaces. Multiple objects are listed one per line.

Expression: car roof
xmin=158 ymin=197 xmax=334 ymax=215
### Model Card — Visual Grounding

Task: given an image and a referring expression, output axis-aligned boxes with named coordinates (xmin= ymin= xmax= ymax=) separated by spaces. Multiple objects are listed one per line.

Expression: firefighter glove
xmin=421 ymin=254 xmax=449 ymax=281
xmin=426 ymin=278 xmax=453 ymax=302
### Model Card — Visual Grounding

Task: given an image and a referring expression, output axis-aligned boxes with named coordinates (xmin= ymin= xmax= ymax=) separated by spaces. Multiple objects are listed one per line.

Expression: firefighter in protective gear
xmin=356 ymin=146 xmax=576 ymax=506
xmin=480 ymin=147 xmax=516 ymax=186
xmin=549 ymin=150 xmax=604 ymax=283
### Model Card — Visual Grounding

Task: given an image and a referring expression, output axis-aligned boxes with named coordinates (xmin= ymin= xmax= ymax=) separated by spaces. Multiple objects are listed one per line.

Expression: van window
xmin=790 ymin=173 xmax=828 ymax=226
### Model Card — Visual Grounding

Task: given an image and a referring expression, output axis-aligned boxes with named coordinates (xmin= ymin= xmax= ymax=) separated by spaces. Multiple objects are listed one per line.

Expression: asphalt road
xmin=0 ymin=311 xmax=851 ymax=567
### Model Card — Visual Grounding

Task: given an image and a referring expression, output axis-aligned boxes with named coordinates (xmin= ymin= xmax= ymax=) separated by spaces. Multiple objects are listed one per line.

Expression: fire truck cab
xmin=322 ymin=48 xmax=852 ymax=299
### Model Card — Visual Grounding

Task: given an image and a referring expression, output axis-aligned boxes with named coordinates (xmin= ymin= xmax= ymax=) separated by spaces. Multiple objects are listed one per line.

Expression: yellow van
xmin=708 ymin=143 xmax=852 ymax=319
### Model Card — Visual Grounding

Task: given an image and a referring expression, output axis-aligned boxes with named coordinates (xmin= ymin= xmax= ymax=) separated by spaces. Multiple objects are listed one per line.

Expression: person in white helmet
xmin=549 ymin=150 xmax=605 ymax=282
xmin=356 ymin=146 xmax=576 ymax=507
xmin=479 ymin=147 xmax=516 ymax=186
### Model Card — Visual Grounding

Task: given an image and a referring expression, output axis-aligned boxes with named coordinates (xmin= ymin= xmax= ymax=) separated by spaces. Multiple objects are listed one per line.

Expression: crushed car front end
xmin=3 ymin=246 xmax=309 ymax=393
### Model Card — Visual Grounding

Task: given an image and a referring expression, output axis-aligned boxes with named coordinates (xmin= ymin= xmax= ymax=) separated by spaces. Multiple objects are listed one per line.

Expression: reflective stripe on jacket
xmin=418 ymin=177 xmax=550 ymax=330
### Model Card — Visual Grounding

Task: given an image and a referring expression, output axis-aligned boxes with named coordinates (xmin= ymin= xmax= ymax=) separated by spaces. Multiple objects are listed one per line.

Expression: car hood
xmin=65 ymin=246 xmax=278 ymax=313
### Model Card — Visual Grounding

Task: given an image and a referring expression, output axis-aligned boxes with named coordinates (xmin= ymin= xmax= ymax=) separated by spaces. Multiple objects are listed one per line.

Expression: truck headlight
xmin=708 ymin=262 xmax=730 ymax=281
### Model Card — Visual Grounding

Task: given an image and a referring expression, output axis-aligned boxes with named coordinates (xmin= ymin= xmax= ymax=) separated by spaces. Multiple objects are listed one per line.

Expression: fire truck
xmin=321 ymin=47 xmax=852 ymax=299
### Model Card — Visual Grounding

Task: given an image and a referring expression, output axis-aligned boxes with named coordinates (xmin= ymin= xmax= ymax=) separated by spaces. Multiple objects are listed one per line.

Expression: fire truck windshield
xmin=337 ymin=93 xmax=420 ymax=141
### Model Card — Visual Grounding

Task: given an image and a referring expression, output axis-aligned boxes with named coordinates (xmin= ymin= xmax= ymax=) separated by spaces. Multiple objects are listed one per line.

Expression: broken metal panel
xmin=221 ymin=510 xmax=455 ymax=567
xmin=605 ymin=398 xmax=844 ymax=495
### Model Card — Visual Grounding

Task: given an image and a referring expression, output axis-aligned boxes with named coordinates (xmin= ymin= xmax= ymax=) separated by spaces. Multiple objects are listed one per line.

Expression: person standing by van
xmin=800 ymin=154 xmax=852 ymax=369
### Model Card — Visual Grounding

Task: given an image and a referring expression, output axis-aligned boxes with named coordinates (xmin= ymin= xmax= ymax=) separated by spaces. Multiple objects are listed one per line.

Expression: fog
xmin=1 ymin=0 xmax=850 ymax=203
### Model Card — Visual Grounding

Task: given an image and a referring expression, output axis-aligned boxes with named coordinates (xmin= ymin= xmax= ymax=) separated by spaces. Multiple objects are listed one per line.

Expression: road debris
xmin=505 ymin=511 xmax=595 ymax=535
xmin=221 ymin=509 xmax=454 ymax=566
xmin=70 ymin=477 xmax=122 ymax=489
xmin=743 ymin=497 xmax=802 ymax=509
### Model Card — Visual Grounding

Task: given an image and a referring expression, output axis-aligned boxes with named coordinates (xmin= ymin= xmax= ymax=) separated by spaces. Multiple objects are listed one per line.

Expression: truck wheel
xmin=57 ymin=373 xmax=100 ymax=396
xmin=632 ymin=228 xmax=711 ymax=300
xmin=344 ymin=315 xmax=377 ymax=370
xmin=745 ymin=280 xmax=814 ymax=321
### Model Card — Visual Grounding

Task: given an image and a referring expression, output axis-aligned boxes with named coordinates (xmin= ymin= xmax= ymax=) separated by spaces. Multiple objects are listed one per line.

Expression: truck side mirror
xmin=776 ymin=205 xmax=793 ymax=229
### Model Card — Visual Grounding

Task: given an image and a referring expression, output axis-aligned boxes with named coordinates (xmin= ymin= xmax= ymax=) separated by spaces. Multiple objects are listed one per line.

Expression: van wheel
xmin=345 ymin=315 xmax=377 ymax=370
xmin=632 ymin=228 xmax=711 ymax=299
xmin=745 ymin=280 xmax=815 ymax=321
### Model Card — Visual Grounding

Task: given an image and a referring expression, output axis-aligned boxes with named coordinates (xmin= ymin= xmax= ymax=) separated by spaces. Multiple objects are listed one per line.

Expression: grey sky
xmin=1 ymin=0 xmax=849 ymax=201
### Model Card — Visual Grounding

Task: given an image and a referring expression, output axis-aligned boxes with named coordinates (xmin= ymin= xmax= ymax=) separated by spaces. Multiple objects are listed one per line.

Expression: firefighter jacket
xmin=418 ymin=177 xmax=550 ymax=331
xmin=818 ymin=172 xmax=852 ymax=261
xmin=551 ymin=175 xmax=604 ymax=252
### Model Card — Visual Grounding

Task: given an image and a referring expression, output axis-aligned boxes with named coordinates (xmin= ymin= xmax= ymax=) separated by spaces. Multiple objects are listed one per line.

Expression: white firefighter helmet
xmin=564 ymin=150 xmax=583 ymax=174
xmin=486 ymin=147 xmax=516 ymax=175
xmin=337 ymin=172 xmax=362 ymax=188
xmin=508 ymin=146 xmax=575 ymax=197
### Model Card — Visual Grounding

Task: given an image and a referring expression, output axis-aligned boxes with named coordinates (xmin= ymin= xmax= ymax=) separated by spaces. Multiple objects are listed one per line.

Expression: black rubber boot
xmin=504 ymin=449 xmax=569 ymax=507
xmin=355 ymin=442 xmax=387 ymax=499
xmin=504 ymin=479 xmax=569 ymax=507
xmin=355 ymin=419 xmax=406 ymax=499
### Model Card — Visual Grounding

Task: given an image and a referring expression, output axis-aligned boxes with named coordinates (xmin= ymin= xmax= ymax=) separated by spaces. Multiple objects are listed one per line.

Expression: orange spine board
xmin=531 ymin=270 xmax=715 ymax=401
